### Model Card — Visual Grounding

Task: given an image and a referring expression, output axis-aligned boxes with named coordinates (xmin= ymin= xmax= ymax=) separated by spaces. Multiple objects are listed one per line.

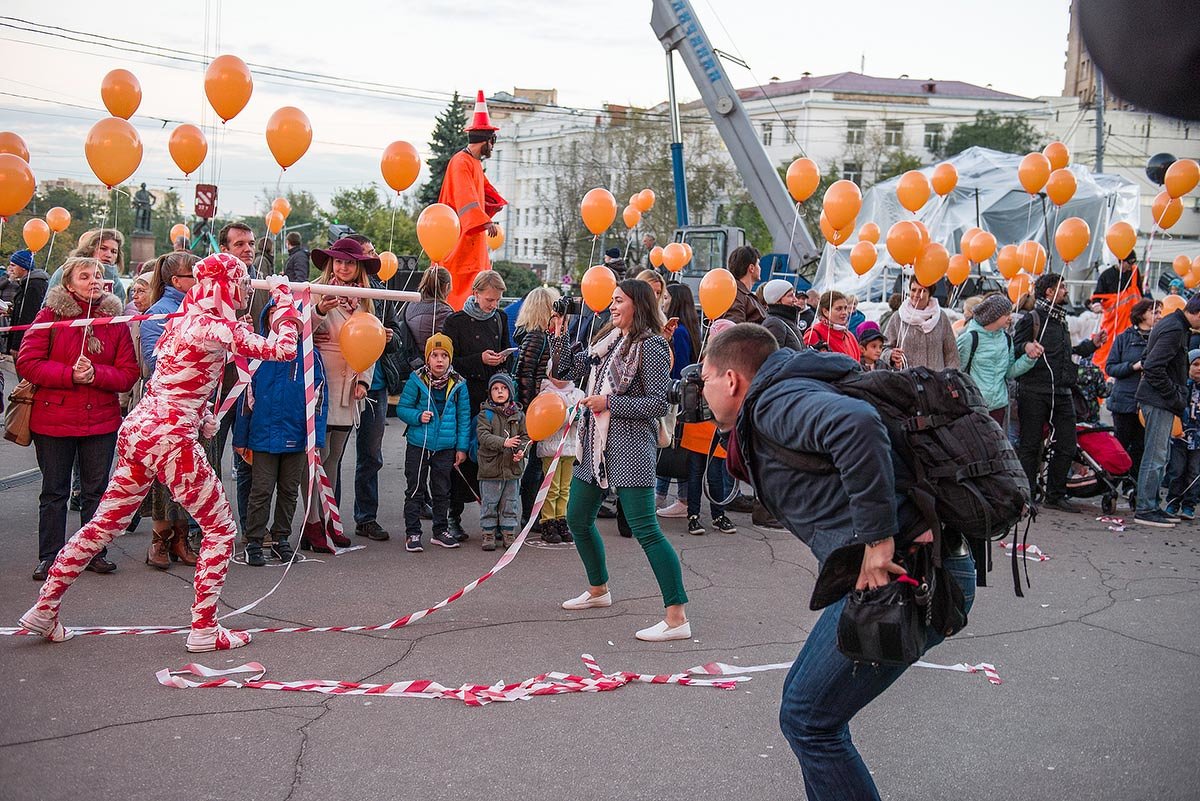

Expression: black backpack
xmin=753 ymin=366 xmax=1033 ymax=593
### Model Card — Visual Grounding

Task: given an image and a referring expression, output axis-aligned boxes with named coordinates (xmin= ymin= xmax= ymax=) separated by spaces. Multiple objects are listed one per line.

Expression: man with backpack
xmin=700 ymin=323 xmax=1006 ymax=801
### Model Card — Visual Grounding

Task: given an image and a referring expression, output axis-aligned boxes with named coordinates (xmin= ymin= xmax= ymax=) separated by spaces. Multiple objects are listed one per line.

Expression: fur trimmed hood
xmin=43 ymin=285 xmax=123 ymax=319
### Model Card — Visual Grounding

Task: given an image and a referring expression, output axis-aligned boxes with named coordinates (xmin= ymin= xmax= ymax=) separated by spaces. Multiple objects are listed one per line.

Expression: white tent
xmin=813 ymin=146 xmax=1141 ymax=300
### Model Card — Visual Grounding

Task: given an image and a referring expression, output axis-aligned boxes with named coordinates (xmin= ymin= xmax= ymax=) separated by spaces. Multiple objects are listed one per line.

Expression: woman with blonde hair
xmin=636 ymin=269 xmax=667 ymax=309
xmin=514 ymin=286 xmax=561 ymax=533
xmin=48 ymin=229 xmax=128 ymax=303
xmin=302 ymin=237 xmax=381 ymax=551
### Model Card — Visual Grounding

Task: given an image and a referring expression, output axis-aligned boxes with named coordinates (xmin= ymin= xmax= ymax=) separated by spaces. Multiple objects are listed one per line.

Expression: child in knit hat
xmin=476 ymin=372 xmax=527 ymax=550
xmin=1165 ymin=349 xmax=1200 ymax=519
xmin=395 ymin=334 xmax=471 ymax=551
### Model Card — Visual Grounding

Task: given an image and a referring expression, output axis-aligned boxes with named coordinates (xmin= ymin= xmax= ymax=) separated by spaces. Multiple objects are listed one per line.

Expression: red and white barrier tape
xmin=0 ymin=310 xmax=181 ymax=334
xmin=686 ymin=658 xmax=1003 ymax=686
xmin=1000 ymin=541 xmax=1050 ymax=562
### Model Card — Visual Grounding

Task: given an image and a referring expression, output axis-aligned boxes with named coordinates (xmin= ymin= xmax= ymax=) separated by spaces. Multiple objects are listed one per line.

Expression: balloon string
xmin=389 ymin=200 xmax=398 ymax=254
xmin=43 ymin=230 xmax=57 ymax=271
xmin=786 ymin=201 xmax=801 ymax=276
xmin=587 ymin=235 xmax=598 ymax=270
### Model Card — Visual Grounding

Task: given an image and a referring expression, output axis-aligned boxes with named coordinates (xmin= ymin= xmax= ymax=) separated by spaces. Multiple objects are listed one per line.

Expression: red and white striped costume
xmin=20 ymin=254 xmax=301 ymax=652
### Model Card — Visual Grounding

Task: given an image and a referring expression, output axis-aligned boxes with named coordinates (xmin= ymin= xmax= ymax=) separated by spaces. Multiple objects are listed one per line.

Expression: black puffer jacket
xmin=761 ymin=303 xmax=805 ymax=350
xmin=1013 ymin=303 xmax=1097 ymax=395
xmin=513 ymin=326 xmax=552 ymax=407
xmin=1136 ymin=309 xmax=1190 ymax=415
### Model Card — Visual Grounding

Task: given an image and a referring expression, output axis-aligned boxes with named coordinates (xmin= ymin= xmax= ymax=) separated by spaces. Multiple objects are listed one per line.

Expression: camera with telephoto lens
xmin=553 ymin=295 xmax=582 ymax=317
xmin=667 ymin=363 xmax=711 ymax=423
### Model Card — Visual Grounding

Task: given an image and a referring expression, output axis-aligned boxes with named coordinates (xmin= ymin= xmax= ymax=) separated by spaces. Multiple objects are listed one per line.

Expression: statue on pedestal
xmin=133 ymin=183 xmax=156 ymax=234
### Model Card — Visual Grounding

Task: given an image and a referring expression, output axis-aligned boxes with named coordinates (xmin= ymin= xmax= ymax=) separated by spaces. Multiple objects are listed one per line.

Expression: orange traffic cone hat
xmin=465 ymin=90 xmax=499 ymax=132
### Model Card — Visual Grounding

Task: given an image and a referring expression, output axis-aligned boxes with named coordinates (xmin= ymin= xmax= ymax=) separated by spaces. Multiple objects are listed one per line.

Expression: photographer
xmin=699 ymin=323 xmax=976 ymax=800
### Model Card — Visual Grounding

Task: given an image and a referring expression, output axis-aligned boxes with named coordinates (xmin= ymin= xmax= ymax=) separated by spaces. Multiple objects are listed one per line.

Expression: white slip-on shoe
xmin=635 ymin=620 xmax=692 ymax=642
xmin=656 ymin=500 xmax=689 ymax=518
xmin=561 ymin=590 xmax=612 ymax=610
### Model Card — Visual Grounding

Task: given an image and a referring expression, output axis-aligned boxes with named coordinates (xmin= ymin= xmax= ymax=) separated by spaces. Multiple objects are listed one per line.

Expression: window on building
xmin=923 ymin=123 xmax=944 ymax=152
xmin=884 ymin=121 xmax=904 ymax=147
xmin=761 ymin=122 xmax=773 ymax=147
xmin=783 ymin=120 xmax=795 ymax=142
xmin=842 ymin=162 xmax=863 ymax=186
xmin=846 ymin=120 xmax=866 ymax=145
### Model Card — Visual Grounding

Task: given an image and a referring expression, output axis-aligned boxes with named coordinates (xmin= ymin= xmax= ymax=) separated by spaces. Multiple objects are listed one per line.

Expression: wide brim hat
xmin=311 ymin=237 xmax=381 ymax=276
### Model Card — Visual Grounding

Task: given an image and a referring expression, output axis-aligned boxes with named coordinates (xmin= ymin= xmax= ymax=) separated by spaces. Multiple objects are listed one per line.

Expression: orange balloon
xmin=271 ymin=197 xmax=291 ymax=218
xmin=849 ymin=241 xmax=877 ymax=275
xmin=786 ymin=158 xmax=820 ymax=203
xmin=858 ymin=221 xmax=880 ymax=244
xmin=1152 ymin=190 xmax=1183 ymax=229
xmin=378 ymin=251 xmax=399 ymax=282
xmin=1185 ymin=272 xmax=1200 ymax=290
xmin=265 ymin=107 xmax=312 ymax=169
xmin=649 ymin=245 xmax=664 ymax=268
xmin=681 ymin=242 xmax=694 ymax=265
xmin=1193 ymin=256 xmax=1200 ymax=279
xmin=1054 ymin=217 xmax=1090 ymax=263
xmin=486 ymin=223 xmax=504 ymax=251
xmin=996 ymin=244 xmax=1021 ymax=279
xmin=205 ymin=54 xmax=253 ymax=123
xmin=1017 ymin=241 xmax=1047 ymax=274
xmin=170 ymin=223 xmax=190 ymax=243
xmin=1046 ymin=169 xmax=1076 ymax=207
xmin=698 ymin=268 xmax=738 ymax=319
xmin=581 ymin=264 xmax=618 ymax=312
xmin=416 ymin=204 xmax=461 ymax=263
xmin=580 ymin=188 xmax=617 ymax=236
xmin=168 ymin=123 xmax=207 ymax=176
xmin=1106 ymin=221 xmax=1136 ymax=260
xmin=264 ymin=210 xmax=285 ymax=235
xmin=338 ymin=311 xmax=386 ymax=373
xmin=1161 ymin=294 xmax=1187 ymax=315
xmin=1165 ymin=159 xmax=1200 ymax=199
xmin=820 ymin=212 xmax=853 ymax=246
xmin=84 ymin=117 xmax=142 ymax=189
xmin=381 ymin=141 xmax=421 ymax=193
xmin=46 ymin=206 xmax=71 ymax=233
xmin=100 ymin=69 xmax=141 ymax=120
xmin=896 ymin=170 xmax=931 ymax=213
xmin=914 ymin=243 xmax=950 ymax=286
xmin=960 ymin=227 xmax=981 ymax=258
xmin=885 ymin=220 xmax=922 ymax=265
xmin=0 ymin=132 xmax=29 ymax=162
xmin=912 ymin=220 xmax=930 ymax=250
xmin=662 ymin=242 xmax=688 ymax=273
xmin=22 ymin=218 xmax=49 ymax=252
xmin=947 ymin=253 xmax=971 ymax=286
xmin=931 ymin=162 xmax=958 ymax=196
xmin=823 ymin=179 xmax=861 ymax=230
xmin=1018 ymin=152 xmax=1051 ymax=194
xmin=1008 ymin=274 xmax=1033 ymax=304
xmin=968 ymin=231 xmax=997 ymax=263
xmin=0 ymin=153 xmax=36 ymax=218
xmin=1172 ymin=254 xmax=1191 ymax=278
xmin=1043 ymin=141 xmax=1070 ymax=171
xmin=526 ymin=391 xmax=569 ymax=441
xmin=622 ymin=205 xmax=641 ymax=228
xmin=634 ymin=189 xmax=656 ymax=213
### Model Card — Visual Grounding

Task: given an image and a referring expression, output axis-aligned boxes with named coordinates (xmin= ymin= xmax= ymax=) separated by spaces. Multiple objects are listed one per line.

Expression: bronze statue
xmin=132 ymin=183 xmax=156 ymax=233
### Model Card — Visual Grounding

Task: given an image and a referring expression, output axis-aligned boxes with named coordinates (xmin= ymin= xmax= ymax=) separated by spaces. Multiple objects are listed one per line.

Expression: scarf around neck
xmin=582 ymin=329 xmax=645 ymax=488
xmin=1035 ymin=297 xmax=1066 ymax=325
xmin=463 ymin=296 xmax=496 ymax=321
xmin=898 ymin=297 xmax=942 ymax=334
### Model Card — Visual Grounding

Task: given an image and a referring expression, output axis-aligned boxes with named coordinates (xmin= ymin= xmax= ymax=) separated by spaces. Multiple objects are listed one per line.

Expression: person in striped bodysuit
xmin=19 ymin=253 xmax=302 ymax=653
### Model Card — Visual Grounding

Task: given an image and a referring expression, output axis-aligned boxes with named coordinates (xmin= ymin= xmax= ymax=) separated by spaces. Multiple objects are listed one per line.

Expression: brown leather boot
xmin=168 ymin=524 xmax=199 ymax=566
xmin=145 ymin=528 xmax=171 ymax=570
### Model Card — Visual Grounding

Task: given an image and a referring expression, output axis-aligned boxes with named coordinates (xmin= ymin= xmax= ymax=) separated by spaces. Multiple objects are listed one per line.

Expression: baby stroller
xmin=1063 ymin=422 xmax=1135 ymax=514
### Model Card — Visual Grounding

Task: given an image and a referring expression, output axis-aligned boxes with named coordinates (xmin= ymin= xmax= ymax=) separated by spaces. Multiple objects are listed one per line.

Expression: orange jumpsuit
xmin=438 ymin=149 xmax=506 ymax=310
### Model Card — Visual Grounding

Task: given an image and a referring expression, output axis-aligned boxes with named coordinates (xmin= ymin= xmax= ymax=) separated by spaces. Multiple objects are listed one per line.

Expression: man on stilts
xmin=439 ymin=90 xmax=507 ymax=311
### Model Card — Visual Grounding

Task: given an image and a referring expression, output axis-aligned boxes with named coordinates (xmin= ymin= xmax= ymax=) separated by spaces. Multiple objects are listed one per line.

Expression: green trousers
xmin=565 ymin=477 xmax=688 ymax=607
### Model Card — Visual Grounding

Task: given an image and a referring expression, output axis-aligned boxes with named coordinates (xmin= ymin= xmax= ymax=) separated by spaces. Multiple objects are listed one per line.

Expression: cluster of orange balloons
xmin=264 ymin=196 xmax=291 ymax=235
xmin=338 ymin=310 xmax=386 ymax=372
xmin=18 ymin=205 xmax=69 ymax=252
xmin=849 ymin=222 xmax=879 ymax=276
xmin=622 ymin=189 xmax=655 ymax=229
xmin=821 ymin=179 xmax=861 ymax=246
xmin=1170 ymin=253 xmax=1200 ymax=289
xmin=416 ymin=203 xmax=461 ymax=263
xmin=581 ymin=188 xmax=618 ymax=236
xmin=661 ymin=241 xmax=692 ymax=273
xmin=1150 ymin=160 xmax=1199 ymax=231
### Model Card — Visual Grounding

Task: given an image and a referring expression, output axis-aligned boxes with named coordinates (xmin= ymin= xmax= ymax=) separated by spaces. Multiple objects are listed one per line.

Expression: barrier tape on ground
xmin=686 ymin=658 xmax=1003 ymax=685
xmin=0 ymin=404 xmax=581 ymax=639
xmin=999 ymin=542 xmax=1049 ymax=562
xmin=0 ymin=311 xmax=181 ymax=334
xmin=155 ymin=654 xmax=745 ymax=706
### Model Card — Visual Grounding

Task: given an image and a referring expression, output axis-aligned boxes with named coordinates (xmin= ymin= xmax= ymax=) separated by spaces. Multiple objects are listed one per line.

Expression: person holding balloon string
xmin=302 ymin=237 xmax=383 ymax=552
xmin=804 ymin=290 xmax=861 ymax=361
xmin=881 ymin=275 xmax=960 ymax=372
xmin=550 ymin=277 xmax=692 ymax=642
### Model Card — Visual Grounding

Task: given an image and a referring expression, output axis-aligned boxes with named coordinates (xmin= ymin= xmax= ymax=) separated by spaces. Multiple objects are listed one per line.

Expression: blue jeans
xmin=1136 ymin=404 xmax=1175 ymax=513
xmin=686 ymin=452 xmax=728 ymax=518
xmin=1166 ymin=440 xmax=1200 ymax=507
xmin=479 ymin=478 xmax=520 ymax=534
xmin=779 ymin=551 xmax=976 ymax=801
xmin=33 ymin=431 xmax=118 ymax=562
xmin=353 ymin=387 xmax=389 ymax=525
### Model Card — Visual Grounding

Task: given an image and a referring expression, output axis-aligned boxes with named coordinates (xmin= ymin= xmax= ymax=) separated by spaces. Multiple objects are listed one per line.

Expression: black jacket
xmin=513 ymin=326 xmax=552 ymax=407
xmin=1136 ymin=309 xmax=1190 ymax=415
xmin=367 ymin=276 xmax=405 ymax=395
xmin=1093 ymin=265 xmax=1145 ymax=298
xmin=1013 ymin=304 xmax=1097 ymax=395
xmin=284 ymin=246 xmax=310 ymax=284
xmin=762 ymin=303 xmax=805 ymax=350
xmin=7 ymin=268 xmax=49 ymax=354
xmin=443 ymin=309 xmax=511 ymax=413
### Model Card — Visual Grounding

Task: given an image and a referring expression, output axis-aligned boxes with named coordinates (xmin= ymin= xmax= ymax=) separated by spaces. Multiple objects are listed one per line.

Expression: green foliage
xmin=324 ymin=185 xmax=420 ymax=257
xmin=876 ymin=150 xmax=924 ymax=183
xmin=492 ymin=260 xmax=542 ymax=297
xmin=418 ymin=92 xmax=468 ymax=208
xmin=939 ymin=111 xmax=1043 ymax=158
xmin=258 ymin=188 xmax=325 ymax=249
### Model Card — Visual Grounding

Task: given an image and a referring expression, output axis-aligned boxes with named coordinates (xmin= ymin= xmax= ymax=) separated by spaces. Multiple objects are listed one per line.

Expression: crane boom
xmin=650 ymin=0 xmax=820 ymax=267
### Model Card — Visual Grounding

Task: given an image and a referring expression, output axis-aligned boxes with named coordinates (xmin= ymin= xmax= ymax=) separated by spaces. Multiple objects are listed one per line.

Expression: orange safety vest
xmin=1092 ymin=266 xmax=1141 ymax=374
xmin=438 ymin=150 xmax=506 ymax=310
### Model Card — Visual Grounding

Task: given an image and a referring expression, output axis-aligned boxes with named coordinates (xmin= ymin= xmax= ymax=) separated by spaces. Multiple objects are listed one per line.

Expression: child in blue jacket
xmin=234 ymin=298 xmax=328 ymax=565
xmin=396 ymin=333 xmax=471 ymax=552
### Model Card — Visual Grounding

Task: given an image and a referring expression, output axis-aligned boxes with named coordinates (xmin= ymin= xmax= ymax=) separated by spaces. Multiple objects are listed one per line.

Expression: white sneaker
xmin=656 ymin=500 xmax=689 ymax=518
xmin=635 ymin=620 xmax=692 ymax=642
xmin=186 ymin=625 xmax=252 ymax=653
xmin=18 ymin=607 xmax=74 ymax=642
xmin=561 ymin=590 xmax=612 ymax=610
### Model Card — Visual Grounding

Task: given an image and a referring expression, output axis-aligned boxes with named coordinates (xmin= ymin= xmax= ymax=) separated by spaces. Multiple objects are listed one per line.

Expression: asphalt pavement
xmin=0 ymin=359 xmax=1197 ymax=801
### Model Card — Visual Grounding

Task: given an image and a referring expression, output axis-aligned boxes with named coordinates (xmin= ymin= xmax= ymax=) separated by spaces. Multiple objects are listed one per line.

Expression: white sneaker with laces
xmin=656 ymin=500 xmax=689 ymax=518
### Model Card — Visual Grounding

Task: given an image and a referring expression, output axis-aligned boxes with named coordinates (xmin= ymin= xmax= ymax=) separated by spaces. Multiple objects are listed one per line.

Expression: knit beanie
xmin=488 ymin=372 xmax=517 ymax=400
xmin=857 ymin=321 xmax=885 ymax=346
xmin=761 ymin=279 xmax=795 ymax=306
xmin=973 ymin=294 xmax=1014 ymax=327
xmin=425 ymin=333 xmax=453 ymax=362
xmin=9 ymin=249 xmax=34 ymax=271
xmin=1190 ymin=349 xmax=1200 ymax=364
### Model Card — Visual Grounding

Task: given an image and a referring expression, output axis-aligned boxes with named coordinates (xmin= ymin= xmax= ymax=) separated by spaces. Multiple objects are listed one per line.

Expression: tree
xmin=939 ymin=111 xmax=1043 ymax=158
xmin=258 ymin=188 xmax=324 ymax=249
xmin=0 ymin=185 xmax=106 ymax=266
xmin=324 ymin=184 xmax=420 ymax=257
xmin=492 ymin=260 xmax=541 ymax=297
xmin=876 ymin=149 xmax=924 ymax=183
xmin=417 ymin=92 xmax=468 ymax=208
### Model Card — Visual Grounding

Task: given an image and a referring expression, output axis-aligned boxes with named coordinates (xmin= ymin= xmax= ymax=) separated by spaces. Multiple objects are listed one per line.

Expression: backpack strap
xmin=965 ymin=330 xmax=980 ymax=373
